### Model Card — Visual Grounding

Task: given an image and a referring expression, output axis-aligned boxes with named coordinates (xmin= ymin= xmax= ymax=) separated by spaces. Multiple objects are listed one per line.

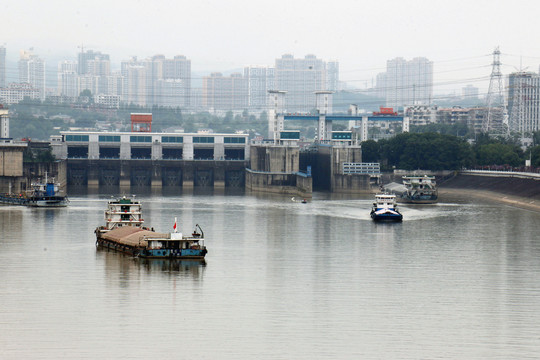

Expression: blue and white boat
xmin=26 ymin=179 xmax=69 ymax=207
xmin=370 ymin=194 xmax=403 ymax=222
xmin=0 ymin=173 xmax=68 ymax=207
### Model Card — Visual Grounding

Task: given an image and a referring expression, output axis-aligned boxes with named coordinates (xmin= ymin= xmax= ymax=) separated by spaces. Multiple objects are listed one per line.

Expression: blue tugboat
xmin=95 ymin=196 xmax=207 ymax=259
xmin=370 ymin=194 xmax=403 ymax=222
xmin=0 ymin=173 xmax=68 ymax=207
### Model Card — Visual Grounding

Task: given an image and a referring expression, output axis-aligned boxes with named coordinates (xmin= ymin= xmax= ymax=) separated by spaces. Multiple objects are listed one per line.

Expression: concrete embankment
xmin=439 ymin=173 xmax=540 ymax=212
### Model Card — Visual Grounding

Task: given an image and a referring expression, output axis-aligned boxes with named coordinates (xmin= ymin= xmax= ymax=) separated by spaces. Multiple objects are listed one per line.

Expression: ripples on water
xmin=1 ymin=191 xmax=540 ymax=359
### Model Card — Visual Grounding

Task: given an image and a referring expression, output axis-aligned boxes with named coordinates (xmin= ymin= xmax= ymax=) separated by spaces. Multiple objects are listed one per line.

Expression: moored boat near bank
xmin=402 ymin=175 xmax=438 ymax=203
xmin=95 ymin=196 xmax=207 ymax=259
xmin=383 ymin=175 xmax=438 ymax=204
xmin=0 ymin=174 xmax=68 ymax=207
xmin=370 ymin=194 xmax=403 ymax=222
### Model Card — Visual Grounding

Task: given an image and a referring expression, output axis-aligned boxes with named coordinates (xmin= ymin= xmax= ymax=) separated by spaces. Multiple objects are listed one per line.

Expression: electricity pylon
xmin=483 ymin=47 xmax=508 ymax=136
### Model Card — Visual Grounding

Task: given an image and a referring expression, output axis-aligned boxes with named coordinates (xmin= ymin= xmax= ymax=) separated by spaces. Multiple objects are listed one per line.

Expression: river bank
xmin=439 ymin=174 xmax=540 ymax=213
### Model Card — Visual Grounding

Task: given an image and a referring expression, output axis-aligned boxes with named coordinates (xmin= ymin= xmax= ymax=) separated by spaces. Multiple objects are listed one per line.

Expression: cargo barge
xmin=95 ymin=196 xmax=207 ymax=259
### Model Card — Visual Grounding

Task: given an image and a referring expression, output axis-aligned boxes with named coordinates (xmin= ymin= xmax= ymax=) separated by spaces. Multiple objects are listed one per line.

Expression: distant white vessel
xmin=401 ymin=175 xmax=438 ymax=203
xmin=383 ymin=175 xmax=438 ymax=204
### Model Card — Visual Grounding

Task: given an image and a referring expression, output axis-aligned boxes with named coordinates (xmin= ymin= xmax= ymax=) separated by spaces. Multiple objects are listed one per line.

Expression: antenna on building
xmin=483 ymin=47 xmax=508 ymax=136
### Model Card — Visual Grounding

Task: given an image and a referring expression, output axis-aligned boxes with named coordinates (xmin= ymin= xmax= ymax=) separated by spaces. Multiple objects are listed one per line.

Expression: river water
xmin=1 ymin=189 xmax=540 ymax=359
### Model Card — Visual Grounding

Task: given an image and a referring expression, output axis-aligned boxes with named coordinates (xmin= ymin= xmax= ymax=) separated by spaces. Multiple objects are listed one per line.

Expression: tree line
xmin=361 ymin=131 xmax=540 ymax=171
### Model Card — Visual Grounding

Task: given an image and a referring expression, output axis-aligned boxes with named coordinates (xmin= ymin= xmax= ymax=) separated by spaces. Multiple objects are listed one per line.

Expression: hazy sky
xmin=4 ymin=0 xmax=540 ymax=94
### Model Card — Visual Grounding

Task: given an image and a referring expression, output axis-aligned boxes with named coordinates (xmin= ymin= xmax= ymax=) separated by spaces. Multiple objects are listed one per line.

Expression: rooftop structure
xmin=131 ymin=113 xmax=152 ymax=132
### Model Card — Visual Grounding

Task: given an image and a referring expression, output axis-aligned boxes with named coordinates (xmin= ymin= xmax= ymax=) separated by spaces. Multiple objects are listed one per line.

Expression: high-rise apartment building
xmin=57 ymin=61 xmax=78 ymax=98
xmin=202 ymin=72 xmax=248 ymax=111
xmin=18 ymin=49 xmax=45 ymax=100
xmin=377 ymin=57 xmax=433 ymax=109
xmin=162 ymin=55 xmax=191 ymax=107
xmin=107 ymin=71 xmax=124 ymax=99
xmin=0 ymin=45 xmax=6 ymax=88
xmin=156 ymin=79 xmax=185 ymax=108
xmin=375 ymin=72 xmax=387 ymax=100
xmin=326 ymin=61 xmax=339 ymax=92
xmin=244 ymin=66 xmax=275 ymax=111
xmin=124 ymin=64 xmax=147 ymax=106
xmin=78 ymin=50 xmax=110 ymax=75
xmin=274 ymin=54 xmax=328 ymax=112
xmin=507 ymin=71 xmax=540 ymax=134
xmin=120 ymin=55 xmax=191 ymax=108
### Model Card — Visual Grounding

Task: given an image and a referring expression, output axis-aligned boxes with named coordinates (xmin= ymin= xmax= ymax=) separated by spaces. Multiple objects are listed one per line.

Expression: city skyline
xmin=0 ymin=45 xmax=529 ymax=113
xmin=2 ymin=44 xmax=536 ymax=95
xmin=3 ymin=0 xmax=540 ymax=94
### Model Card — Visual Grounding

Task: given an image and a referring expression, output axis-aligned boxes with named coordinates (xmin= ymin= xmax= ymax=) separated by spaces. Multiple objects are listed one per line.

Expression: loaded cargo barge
xmin=95 ymin=196 xmax=207 ymax=259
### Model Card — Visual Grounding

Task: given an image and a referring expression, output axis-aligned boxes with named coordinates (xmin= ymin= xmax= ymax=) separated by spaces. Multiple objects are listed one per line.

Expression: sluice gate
xmin=66 ymin=159 xmax=247 ymax=189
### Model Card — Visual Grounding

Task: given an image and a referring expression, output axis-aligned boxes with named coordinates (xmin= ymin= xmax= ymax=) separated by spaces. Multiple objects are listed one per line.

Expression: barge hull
xmin=96 ymin=236 xmax=207 ymax=259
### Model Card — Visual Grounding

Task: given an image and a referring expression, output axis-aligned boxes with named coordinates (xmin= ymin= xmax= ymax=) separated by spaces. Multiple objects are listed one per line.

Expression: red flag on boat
xmin=173 ymin=217 xmax=177 ymax=232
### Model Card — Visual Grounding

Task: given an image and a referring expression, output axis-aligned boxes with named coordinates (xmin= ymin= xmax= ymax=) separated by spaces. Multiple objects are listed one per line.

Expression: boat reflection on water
xmin=96 ymin=246 xmax=206 ymax=278
xmin=139 ymin=258 xmax=207 ymax=273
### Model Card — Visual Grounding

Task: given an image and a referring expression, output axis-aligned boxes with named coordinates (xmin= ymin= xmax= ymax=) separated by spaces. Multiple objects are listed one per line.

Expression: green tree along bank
xmin=362 ymin=132 xmax=533 ymax=171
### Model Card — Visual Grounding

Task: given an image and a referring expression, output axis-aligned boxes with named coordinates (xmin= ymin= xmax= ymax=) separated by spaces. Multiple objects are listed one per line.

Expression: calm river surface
xmin=1 ymin=189 xmax=540 ymax=359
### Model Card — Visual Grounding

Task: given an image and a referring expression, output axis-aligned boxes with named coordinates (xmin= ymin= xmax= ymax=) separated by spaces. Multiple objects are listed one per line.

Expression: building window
xmin=332 ymin=132 xmax=352 ymax=140
xmin=130 ymin=136 xmax=152 ymax=143
xmin=99 ymin=135 xmax=121 ymax=142
xmin=193 ymin=136 xmax=214 ymax=143
xmin=224 ymin=137 xmax=246 ymax=144
xmin=162 ymin=136 xmax=183 ymax=143
xmin=280 ymin=131 xmax=300 ymax=140
xmin=65 ymin=134 xmax=89 ymax=142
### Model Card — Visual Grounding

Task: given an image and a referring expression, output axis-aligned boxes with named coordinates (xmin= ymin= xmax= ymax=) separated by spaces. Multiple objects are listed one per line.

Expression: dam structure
xmin=51 ymin=114 xmax=249 ymax=189
xmin=253 ymin=90 xmax=398 ymax=194
xmin=50 ymin=94 xmax=408 ymax=194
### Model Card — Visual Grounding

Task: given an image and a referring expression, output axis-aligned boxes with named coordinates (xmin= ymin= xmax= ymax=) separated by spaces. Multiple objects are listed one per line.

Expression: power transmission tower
xmin=484 ymin=47 xmax=507 ymax=136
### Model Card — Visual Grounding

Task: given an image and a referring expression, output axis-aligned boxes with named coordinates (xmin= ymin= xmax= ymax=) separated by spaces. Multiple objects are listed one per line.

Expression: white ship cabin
xmin=104 ymin=197 xmax=144 ymax=230
xmin=374 ymin=194 xmax=397 ymax=207
xmin=403 ymin=175 xmax=436 ymax=188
